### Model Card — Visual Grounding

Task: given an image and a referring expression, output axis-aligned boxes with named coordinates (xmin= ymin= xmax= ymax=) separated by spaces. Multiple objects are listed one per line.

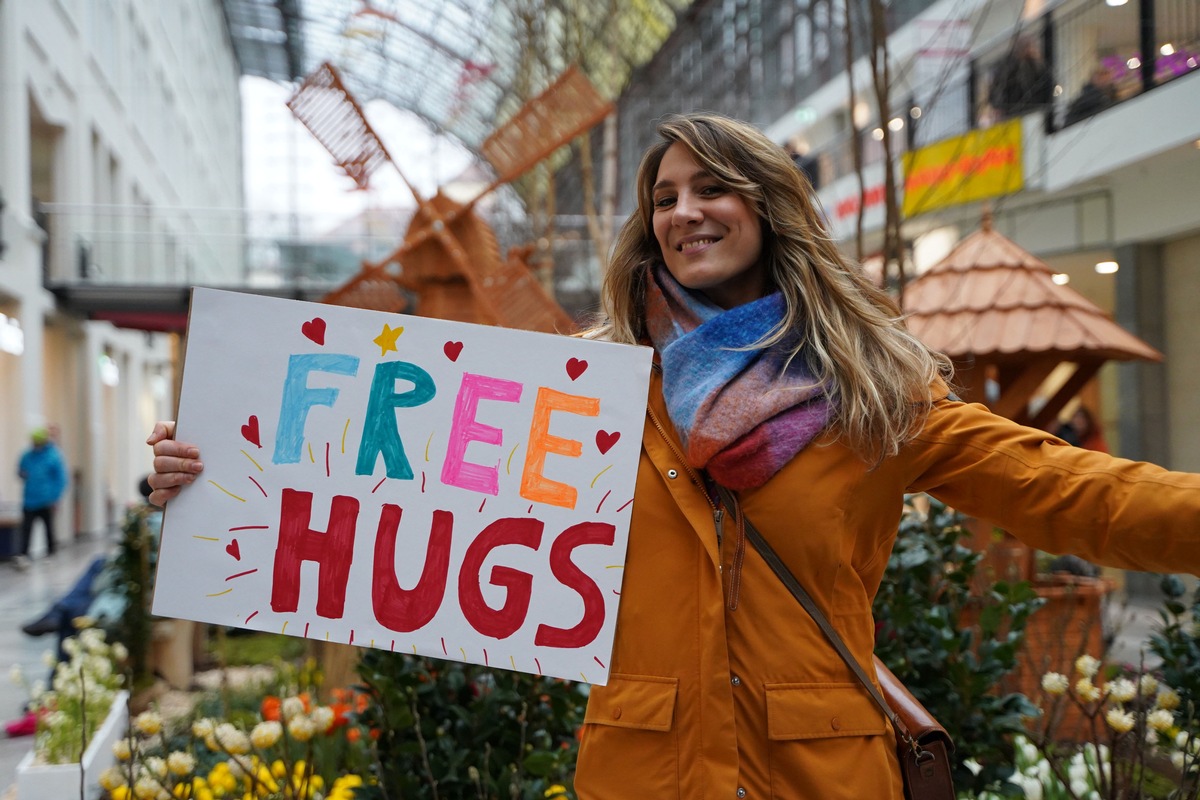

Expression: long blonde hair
xmin=589 ymin=112 xmax=952 ymax=462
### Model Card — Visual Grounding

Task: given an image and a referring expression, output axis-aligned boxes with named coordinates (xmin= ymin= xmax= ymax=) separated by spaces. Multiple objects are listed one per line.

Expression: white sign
xmin=153 ymin=288 xmax=652 ymax=685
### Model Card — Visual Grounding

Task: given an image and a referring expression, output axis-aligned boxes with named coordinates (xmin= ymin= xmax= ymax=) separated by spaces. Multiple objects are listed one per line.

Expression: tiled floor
xmin=0 ymin=529 xmax=1168 ymax=797
xmin=0 ymin=532 xmax=114 ymax=797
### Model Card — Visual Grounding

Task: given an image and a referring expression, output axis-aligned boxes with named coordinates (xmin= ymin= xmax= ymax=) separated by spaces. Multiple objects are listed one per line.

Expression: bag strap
xmin=713 ymin=485 xmax=921 ymax=753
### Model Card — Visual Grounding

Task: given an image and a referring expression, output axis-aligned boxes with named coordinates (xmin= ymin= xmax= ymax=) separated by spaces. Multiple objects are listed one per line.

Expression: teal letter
xmin=274 ymin=354 xmax=360 ymax=464
xmin=356 ymin=361 xmax=436 ymax=479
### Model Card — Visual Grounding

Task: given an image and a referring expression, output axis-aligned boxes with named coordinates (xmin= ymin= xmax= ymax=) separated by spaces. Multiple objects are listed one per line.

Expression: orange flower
xmin=261 ymin=696 xmax=282 ymax=721
xmin=369 ymin=728 xmax=381 ymax=741
xmin=346 ymin=727 xmax=361 ymax=744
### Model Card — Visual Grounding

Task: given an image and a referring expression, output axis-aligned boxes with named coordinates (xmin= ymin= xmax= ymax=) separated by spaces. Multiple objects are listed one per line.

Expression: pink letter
xmin=441 ymin=373 xmax=523 ymax=495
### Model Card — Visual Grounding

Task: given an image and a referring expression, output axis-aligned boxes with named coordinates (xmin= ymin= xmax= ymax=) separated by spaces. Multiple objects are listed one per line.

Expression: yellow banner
xmin=901 ymin=119 xmax=1023 ymax=218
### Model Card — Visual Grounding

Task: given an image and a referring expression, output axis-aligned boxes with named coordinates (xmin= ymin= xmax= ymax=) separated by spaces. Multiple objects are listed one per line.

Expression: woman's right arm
xmin=145 ymin=421 xmax=203 ymax=507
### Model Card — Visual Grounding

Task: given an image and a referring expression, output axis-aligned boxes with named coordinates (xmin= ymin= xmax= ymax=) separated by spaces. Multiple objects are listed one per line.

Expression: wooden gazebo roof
xmin=903 ymin=215 xmax=1161 ymax=427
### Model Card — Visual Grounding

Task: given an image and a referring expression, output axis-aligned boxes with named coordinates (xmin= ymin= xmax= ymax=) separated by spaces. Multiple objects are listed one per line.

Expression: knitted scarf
xmin=645 ymin=265 xmax=835 ymax=490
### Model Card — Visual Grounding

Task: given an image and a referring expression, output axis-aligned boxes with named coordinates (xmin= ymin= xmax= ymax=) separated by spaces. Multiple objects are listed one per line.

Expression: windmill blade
xmin=287 ymin=61 xmax=414 ymax=196
xmin=477 ymin=65 xmax=613 ymax=195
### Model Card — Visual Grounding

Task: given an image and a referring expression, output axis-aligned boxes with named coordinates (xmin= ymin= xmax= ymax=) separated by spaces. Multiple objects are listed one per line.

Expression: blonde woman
xmin=150 ymin=113 xmax=1200 ymax=798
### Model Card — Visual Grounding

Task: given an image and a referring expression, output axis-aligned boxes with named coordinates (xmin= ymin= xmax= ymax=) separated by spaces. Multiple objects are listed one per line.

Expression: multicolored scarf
xmin=645 ymin=265 xmax=835 ymax=490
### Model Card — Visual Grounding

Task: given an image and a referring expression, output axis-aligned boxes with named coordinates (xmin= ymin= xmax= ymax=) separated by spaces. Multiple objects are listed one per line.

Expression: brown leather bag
xmin=714 ymin=487 xmax=956 ymax=800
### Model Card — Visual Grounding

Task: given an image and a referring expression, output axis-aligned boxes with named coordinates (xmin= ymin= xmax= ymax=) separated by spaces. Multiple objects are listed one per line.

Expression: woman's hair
xmin=588 ymin=112 xmax=953 ymax=462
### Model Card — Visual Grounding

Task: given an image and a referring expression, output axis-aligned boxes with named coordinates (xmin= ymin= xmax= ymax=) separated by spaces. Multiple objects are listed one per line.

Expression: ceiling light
xmin=1051 ymin=273 xmax=1070 ymax=285
xmin=1105 ymin=0 xmax=1127 ymax=6
xmin=910 ymin=106 xmax=922 ymax=119
xmin=1161 ymin=43 xmax=1176 ymax=56
xmin=888 ymin=117 xmax=905 ymax=131
xmin=871 ymin=128 xmax=884 ymax=141
xmin=1095 ymin=261 xmax=1119 ymax=274
xmin=1127 ymin=56 xmax=1142 ymax=69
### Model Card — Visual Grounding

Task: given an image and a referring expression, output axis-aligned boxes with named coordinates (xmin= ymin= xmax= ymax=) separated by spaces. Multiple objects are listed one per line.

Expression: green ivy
xmin=873 ymin=496 xmax=1045 ymax=797
xmin=354 ymin=651 xmax=586 ymax=799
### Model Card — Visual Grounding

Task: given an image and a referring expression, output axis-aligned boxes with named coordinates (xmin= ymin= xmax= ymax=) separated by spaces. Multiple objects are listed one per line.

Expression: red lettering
xmin=534 ymin=522 xmax=616 ymax=648
xmin=271 ymin=489 xmax=357 ymax=618
xmin=371 ymin=505 xmax=454 ymax=632
xmin=459 ymin=518 xmax=544 ymax=640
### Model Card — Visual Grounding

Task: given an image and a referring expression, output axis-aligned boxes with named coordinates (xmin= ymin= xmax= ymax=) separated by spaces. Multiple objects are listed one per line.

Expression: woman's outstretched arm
xmin=145 ymin=421 xmax=203 ymax=507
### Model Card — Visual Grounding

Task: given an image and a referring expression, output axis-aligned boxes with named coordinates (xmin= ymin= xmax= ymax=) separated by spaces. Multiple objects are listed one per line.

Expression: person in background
xmin=988 ymin=35 xmax=1054 ymax=119
xmin=146 ymin=113 xmax=1200 ymax=799
xmin=1055 ymin=405 xmax=1109 ymax=453
xmin=15 ymin=426 xmax=68 ymax=569
xmin=1064 ymin=65 xmax=1117 ymax=126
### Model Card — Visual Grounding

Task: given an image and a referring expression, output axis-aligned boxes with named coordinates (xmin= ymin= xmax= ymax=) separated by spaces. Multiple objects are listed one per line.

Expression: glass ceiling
xmin=221 ymin=0 xmax=690 ymax=158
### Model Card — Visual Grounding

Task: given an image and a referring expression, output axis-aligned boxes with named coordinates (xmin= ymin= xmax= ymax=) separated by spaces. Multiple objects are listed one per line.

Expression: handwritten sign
xmin=152 ymin=288 xmax=652 ymax=685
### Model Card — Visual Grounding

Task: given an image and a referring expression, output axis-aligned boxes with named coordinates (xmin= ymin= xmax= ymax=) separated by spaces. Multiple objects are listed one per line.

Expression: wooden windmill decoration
xmin=902 ymin=212 xmax=1162 ymax=430
xmin=286 ymin=62 xmax=612 ymax=333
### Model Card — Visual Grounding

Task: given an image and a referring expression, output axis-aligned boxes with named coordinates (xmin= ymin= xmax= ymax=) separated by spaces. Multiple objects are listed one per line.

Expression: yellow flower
xmin=193 ymin=718 xmax=216 ymax=738
xmin=1148 ymin=709 xmax=1175 ymax=733
xmin=113 ymin=739 xmax=133 ymax=760
xmin=250 ymin=720 xmax=282 ymax=749
xmin=1075 ymin=677 xmax=1102 ymax=703
xmin=1108 ymin=678 xmax=1137 ymax=703
xmin=1074 ymin=655 xmax=1100 ymax=678
xmin=1139 ymin=674 xmax=1159 ymax=696
xmin=135 ymin=710 xmax=164 ymax=736
xmin=1157 ymin=687 xmax=1182 ymax=710
xmin=100 ymin=766 xmax=127 ymax=790
xmin=1040 ymin=672 xmax=1069 ymax=695
xmin=288 ymin=715 xmax=317 ymax=742
xmin=168 ymin=751 xmax=197 ymax=776
xmin=111 ymin=787 xmax=132 ymax=800
xmin=545 ymin=784 xmax=569 ymax=798
xmin=1105 ymin=707 xmax=1135 ymax=733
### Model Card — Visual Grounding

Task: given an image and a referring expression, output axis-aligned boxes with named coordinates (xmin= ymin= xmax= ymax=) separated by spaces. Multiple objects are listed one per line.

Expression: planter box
xmin=16 ymin=690 xmax=129 ymax=800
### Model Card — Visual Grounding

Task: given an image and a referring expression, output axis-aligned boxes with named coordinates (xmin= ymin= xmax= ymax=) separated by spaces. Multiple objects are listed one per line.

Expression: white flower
xmin=192 ymin=718 xmax=215 ymax=738
xmin=311 ymin=705 xmax=335 ymax=733
xmin=1021 ymin=774 xmax=1043 ymax=800
xmin=287 ymin=715 xmax=317 ymax=742
xmin=1108 ymin=678 xmax=1137 ymax=703
xmin=29 ymin=679 xmax=46 ymax=702
xmin=1075 ymin=655 xmax=1101 ymax=678
xmin=1070 ymin=779 xmax=1090 ymax=797
xmin=1176 ymin=730 xmax=1193 ymax=750
xmin=113 ymin=739 xmax=132 ymax=760
xmin=62 ymin=638 xmax=81 ymax=658
xmin=1105 ymin=707 xmax=1135 ymax=734
xmin=1148 ymin=709 xmax=1175 ymax=733
xmin=281 ymin=696 xmax=306 ymax=720
xmin=1172 ymin=751 xmax=1187 ymax=770
xmin=1075 ymin=678 xmax=1102 ymax=703
xmin=1040 ymin=672 xmax=1069 ymax=695
xmin=112 ymin=642 xmax=129 ymax=662
xmin=167 ymin=751 xmax=195 ymax=775
xmin=133 ymin=776 xmax=159 ymax=800
xmin=134 ymin=710 xmax=163 ymax=736
xmin=99 ymin=765 xmax=127 ymax=790
xmin=1157 ymin=687 xmax=1182 ymax=710
xmin=215 ymin=722 xmax=251 ymax=755
xmin=9 ymin=664 xmax=23 ymax=685
xmin=251 ymin=720 xmax=282 ymax=748
xmin=1021 ymin=740 xmax=1039 ymax=764
xmin=79 ymin=627 xmax=105 ymax=652
xmin=1138 ymin=674 xmax=1159 ymax=696
xmin=143 ymin=756 xmax=168 ymax=778
xmin=1068 ymin=762 xmax=1089 ymax=782
xmin=226 ymin=757 xmax=250 ymax=778
xmin=41 ymin=650 xmax=57 ymax=668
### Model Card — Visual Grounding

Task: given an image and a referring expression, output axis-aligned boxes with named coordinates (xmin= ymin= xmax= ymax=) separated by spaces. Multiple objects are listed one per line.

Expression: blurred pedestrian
xmin=15 ymin=426 xmax=68 ymax=568
xmin=1065 ymin=65 xmax=1116 ymax=126
xmin=988 ymin=35 xmax=1053 ymax=119
xmin=1055 ymin=405 xmax=1109 ymax=453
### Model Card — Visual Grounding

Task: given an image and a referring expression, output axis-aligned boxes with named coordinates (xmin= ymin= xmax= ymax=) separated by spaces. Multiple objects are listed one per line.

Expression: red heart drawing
xmin=225 ymin=539 xmax=241 ymax=561
xmin=301 ymin=317 xmax=326 ymax=345
xmin=566 ymin=358 xmax=588 ymax=380
xmin=596 ymin=430 xmax=621 ymax=454
xmin=444 ymin=341 xmax=464 ymax=361
xmin=240 ymin=415 xmax=261 ymax=448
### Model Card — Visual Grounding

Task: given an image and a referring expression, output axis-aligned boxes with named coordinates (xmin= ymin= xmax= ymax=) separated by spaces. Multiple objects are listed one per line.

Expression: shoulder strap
xmin=713 ymin=485 xmax=916 ymax=747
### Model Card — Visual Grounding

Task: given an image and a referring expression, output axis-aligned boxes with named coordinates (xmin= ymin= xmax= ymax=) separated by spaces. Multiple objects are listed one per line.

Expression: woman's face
xmin=650 ymin=142 xmax=766 ymax=309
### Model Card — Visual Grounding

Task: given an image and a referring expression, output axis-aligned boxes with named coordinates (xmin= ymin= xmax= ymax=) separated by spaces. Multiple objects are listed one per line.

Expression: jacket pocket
xmin=764 ymin=682 xmax=902 ymax=799
xmin=576 ymin=674 xmax=679 ymax=798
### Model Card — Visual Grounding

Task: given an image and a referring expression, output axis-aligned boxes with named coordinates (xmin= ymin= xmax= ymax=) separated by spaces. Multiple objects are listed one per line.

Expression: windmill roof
xmin=902 ymin=222 xmax=1162 ymax=363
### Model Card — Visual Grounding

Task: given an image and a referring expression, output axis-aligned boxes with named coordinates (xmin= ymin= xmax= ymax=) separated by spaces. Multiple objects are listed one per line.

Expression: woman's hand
xmin=146 ymin=421 xmax=203 ymax=507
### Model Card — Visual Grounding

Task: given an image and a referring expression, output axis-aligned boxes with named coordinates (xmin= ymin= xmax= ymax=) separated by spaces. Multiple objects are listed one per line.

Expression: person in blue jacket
xmin=16 ymin=426 xmax=67 ymax=567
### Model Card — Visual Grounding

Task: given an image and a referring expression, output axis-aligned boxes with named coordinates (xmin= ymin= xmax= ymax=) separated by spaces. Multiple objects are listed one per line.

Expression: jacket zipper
xmin=646 ymin=397 xmax=743 ymax=602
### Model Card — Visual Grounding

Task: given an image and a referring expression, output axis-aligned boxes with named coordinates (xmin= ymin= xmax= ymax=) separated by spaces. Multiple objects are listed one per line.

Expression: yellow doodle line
xmin=342 ymin=419 xmax=351 ymax=454
xmin=424 ymin=432 xmax=434 ymax=462
xmin=605 ymin=565 xmax=625 ymax=569
xmin=506 ymin=443 xmax=520 ymax=475
xmin=307 ymin=443 xmax=315 ymax=463
xmin=281 ymin=621 xmax=288 ymax=634
xmin=206 ymin=588 xmax=233 ymax=597
xmin=241 ymin=450 xmax=264 ymax=472
xmin=510 ymin=655 xmax=516 ymax=670
xmin=193 ymin=535 xmax=220 ymax=542
xmin=590 ymin=464 xmax=613 ymax=488
xmin=460 ymin=647 xmax=467 ymax=661
xmin=207 ymin=480 xmax=246 ymax=502
xmin=580 ymin=672 xmax=588 ymax=682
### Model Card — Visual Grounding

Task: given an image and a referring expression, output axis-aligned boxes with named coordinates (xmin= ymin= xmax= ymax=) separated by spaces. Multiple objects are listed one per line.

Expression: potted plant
xmin=15 ymin=626 xmax=129 ymax=800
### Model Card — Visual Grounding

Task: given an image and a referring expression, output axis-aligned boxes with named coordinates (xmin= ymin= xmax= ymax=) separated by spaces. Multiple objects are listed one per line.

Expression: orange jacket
xmin=574 ymin=369 xmax=1200 ymax=799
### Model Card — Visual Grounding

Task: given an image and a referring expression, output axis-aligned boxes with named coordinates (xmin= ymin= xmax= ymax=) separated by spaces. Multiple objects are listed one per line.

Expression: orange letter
xmin=520 ymin=387 xmax=599 ymax=509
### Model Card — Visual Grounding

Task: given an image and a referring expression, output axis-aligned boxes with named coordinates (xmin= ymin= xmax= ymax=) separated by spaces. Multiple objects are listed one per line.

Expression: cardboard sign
xmin=152 ymin=288 xmax=652 ymax=685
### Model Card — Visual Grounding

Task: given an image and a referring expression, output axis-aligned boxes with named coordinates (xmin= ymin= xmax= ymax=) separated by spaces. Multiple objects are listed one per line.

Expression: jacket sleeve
xmin=904 ymin=396 xmax=1200 ymax=576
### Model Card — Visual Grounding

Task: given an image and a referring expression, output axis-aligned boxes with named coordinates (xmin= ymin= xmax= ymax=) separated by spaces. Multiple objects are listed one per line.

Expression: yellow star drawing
xmin=373 ymin=323 xmax=404 ymax=356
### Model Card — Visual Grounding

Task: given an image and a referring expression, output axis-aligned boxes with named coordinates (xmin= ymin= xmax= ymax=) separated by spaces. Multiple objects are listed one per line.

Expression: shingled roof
xmin=903 ymin=216 xmax=1161 ymax=364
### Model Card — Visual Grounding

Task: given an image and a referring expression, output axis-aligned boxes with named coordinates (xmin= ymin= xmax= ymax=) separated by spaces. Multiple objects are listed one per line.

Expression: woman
xmin=150 ymin=113 xmax=1200 ymax=799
